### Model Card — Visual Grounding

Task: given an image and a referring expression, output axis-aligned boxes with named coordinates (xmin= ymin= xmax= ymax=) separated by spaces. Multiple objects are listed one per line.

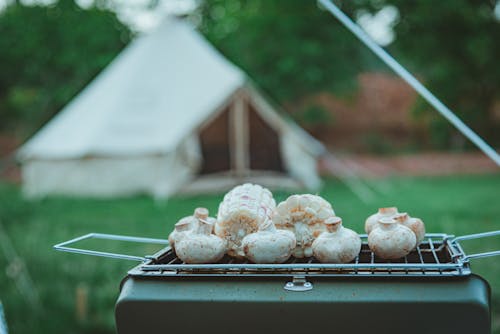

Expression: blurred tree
xmin=0 ymin=0 xmax=131 ymax=135
xmin=380 ymin=0 xmax=500 ymax=148
xmin=2 ymin=0 xmax=497 ymax=150
xmin=198 ymin=0 xmax=500 ymax=150
xmin=197 ymin=0 xmax=381 ymax=105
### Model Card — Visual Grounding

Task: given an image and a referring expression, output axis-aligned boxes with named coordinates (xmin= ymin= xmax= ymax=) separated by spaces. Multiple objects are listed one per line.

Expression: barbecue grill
xmin=55 ymin=230 xmax=500 ymax=334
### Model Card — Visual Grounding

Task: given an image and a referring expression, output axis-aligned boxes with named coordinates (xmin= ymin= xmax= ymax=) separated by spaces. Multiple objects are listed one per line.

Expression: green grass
xmin=1 ymin=174 xmax=500 ymax=333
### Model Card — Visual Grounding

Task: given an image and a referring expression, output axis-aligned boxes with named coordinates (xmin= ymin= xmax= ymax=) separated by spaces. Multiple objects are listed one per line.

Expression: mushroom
xmin=368 ymin=217 xmax=416 ymax=260
xmin=273 ymin=194 xmax=335 ymax=258
xmin=168 ymin=208 xmax=214 ymax=252
xmin=242 ymin=219 xmax=296 ymax=264
xmin=393 ymin=212 xmax=426 ymax=247
xmin=312 ymin=217 xmax=361 ymax=263
xmin=175 ymin=217 xmax=227 ymax=264
xmin=365 ymin=207 xmax=399 ymax=234
xmin=215 ymin=183 xmax=276 ymax=258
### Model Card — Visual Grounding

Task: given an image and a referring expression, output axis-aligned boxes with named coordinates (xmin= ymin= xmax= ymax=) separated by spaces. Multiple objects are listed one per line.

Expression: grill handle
xmin=450 ymin=230 xmax=500 ymax=261
xmin=53 ymin=233 xmax=169 ymax=262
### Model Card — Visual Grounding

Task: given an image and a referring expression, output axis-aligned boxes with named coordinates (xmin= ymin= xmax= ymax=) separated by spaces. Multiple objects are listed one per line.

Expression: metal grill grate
xmin=130 ymin=233 xmax=469 ymax=278
xmin=54 ymin=231 xmax=500 ymax=279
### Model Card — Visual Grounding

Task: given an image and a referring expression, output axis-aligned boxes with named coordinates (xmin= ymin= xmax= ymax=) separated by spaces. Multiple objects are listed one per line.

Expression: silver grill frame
xmin=54 ymin=231 xmax=500 ymax=278
xmin=129 ymin=233 xmax=470 ymax=278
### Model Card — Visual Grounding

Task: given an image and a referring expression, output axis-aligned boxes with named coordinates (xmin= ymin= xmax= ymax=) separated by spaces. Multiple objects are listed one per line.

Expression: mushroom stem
xmin=393 ymin=212 xmax=409 ymax=224
xmin=378 ymin=217 xmax=397 ymax=230
xmin=378 ymin=207 xmax=398 ymax=215
xmin=259 ymin=219 xmax=277 ymax=232
xmin=198 ymin=218 xmax=214 ymax=235
xmin=325 ymin=216 xmax=342 ymax=233
xmin=194 ymin=207 xmax=209 ymax=220
xmin=174 ymin=220 xmax=191 ymax=232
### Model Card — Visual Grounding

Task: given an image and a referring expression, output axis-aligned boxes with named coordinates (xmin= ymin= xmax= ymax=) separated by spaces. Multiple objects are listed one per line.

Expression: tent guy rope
xmin=318 ymin=0 xmax=500 ymax=167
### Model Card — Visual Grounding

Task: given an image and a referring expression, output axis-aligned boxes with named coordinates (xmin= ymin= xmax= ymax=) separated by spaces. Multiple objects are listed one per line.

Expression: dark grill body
xmin=115 ymin=274 xmax=490 ymax=334
xmin=114 ymin=233 xmax=495 ymax=334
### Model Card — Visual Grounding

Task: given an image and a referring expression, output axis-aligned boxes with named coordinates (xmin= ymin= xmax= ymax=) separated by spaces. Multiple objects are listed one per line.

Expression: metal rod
xmin=416 ymin=245 xmax=426 ymax=274
xmin=370 ymin=250 xmax=375 ymax=275
xmin=54 ymin=233 xmax=168 ymax=248
xmin=354 ymin=253 xmax=359 ymax=274
xmin=317 ymin=0 xmax=500 ymax=166
xmin=359 ymin=233 xmax=447 ymax=239
xmin=306 ymin=257 xmax=313 ymax=276
xmin=54 ymin=246 xmax=145 ymax=262
xmin=141 ymin=262 xmax=461 ymax=271
xmin=92 ymin=233 xmax=168 ymax=244
xmin=464 ymin=250 xmax=500 ymax=261
xmin=53 ymin=233 xmax=169 ymax=262
xmin=450 ymin=230 xmax=500 ymax=260
xmin=53 ymin=233 xmax=96 ymax=248
xmin=451 ymin=230 xmax=500 ymax=243
xmin=133 ymin=272 xmax=457 ymax=278
xmin=428 ymin=238 xmax=443 ymax=275
xmin=428 ymin=238 xmax=441 ymax=264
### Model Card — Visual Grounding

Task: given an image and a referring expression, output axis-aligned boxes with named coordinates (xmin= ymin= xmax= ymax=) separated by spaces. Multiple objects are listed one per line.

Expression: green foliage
xmin=0 ymin=0 xmax=131 ymax=135
xmin=1 ymin=0 xmax=497 ymax=150
xmin=1 ymin=175 xmax=500 ymax=333
xmin=369 ymin=0 xmax=500 ymax=148
xmin=197 ymin=0 xmax=380 ymax=104
xmin=198 ymin=0 xmax=500 ymax=150
xmin=294 ymin=104 xmax=332 ymax=126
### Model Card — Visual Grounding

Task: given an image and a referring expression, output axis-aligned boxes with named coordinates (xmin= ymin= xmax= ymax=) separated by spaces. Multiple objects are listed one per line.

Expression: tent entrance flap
xmin=198 ymin=97 xmax=285 ymax=176
xmin=199 ymin=106 xmax=231 ymax=174
xmin=248 ymin=104 xmax=284 ymax=172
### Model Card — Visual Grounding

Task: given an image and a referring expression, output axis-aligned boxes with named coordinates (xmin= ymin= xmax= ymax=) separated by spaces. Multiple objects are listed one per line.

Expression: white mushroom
xmin=242 ymin=219 xmax=296 ymax=264
xmin=312 ymin=217 xmax=361 ymax=264
xmin=368 ymin=217 xmax=416 ymax=260
xmin=168 ymin=208 xmax=213 ymax=251
xmin=365 ymin=207 xmax=399 ymax=234
xmin=215 ymin=183 xmax=276 ymax=258
xmin=273 ymin=194 xmax=334 ymax=258
xmin=393 ymin=212 xmax=426 ymax=247
xmin=175 ymin=217 xmax=227 ymax=264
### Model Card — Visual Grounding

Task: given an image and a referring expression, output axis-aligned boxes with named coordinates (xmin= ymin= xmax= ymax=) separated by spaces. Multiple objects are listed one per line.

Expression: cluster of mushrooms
xmin=168 ymin=183 xmax=426 ymax=264
xmin=365 ymin=207 xmax=425 ymax=259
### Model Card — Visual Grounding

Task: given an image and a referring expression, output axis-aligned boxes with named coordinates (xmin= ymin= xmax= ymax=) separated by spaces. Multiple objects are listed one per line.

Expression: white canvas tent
xmin=17 ymin=17 xmax=324 ymax=199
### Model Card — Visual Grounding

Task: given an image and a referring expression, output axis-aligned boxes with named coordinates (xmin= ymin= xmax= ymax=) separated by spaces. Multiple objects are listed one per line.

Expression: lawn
xmin=1 ymin=174 xmax=500 ymax=333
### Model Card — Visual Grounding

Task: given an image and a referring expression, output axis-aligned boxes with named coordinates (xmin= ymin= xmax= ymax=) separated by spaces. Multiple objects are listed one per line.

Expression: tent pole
xmin=231 ymin=93 xmax=249 ymax=177
xmin=318 ymin=0 xmax=500 ymax=166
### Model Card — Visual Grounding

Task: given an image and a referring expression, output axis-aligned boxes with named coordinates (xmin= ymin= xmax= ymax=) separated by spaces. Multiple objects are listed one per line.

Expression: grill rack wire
xmin=54 ymin=231 xmax=500 ymax=278
xmin=134 ymin=233 xmax=463 ymax=277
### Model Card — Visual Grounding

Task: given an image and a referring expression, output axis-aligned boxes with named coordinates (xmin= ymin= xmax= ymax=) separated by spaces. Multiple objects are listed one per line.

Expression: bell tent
xmin=18 ymin=18 xmax=324 ymax=199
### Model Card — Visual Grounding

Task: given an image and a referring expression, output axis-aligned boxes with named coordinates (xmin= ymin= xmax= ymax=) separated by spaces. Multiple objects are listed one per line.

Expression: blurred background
xmin=0 ymin=0 xmax=499 ymax=333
